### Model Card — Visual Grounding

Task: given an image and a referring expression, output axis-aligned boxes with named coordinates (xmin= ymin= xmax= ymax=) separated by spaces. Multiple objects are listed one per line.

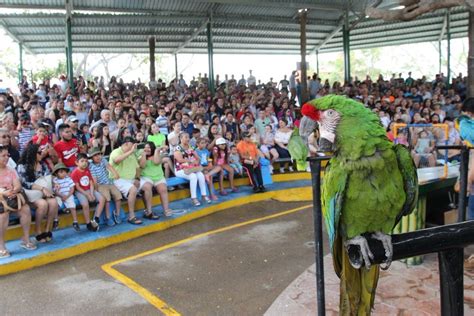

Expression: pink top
xmin=0 ymin=167 xmax=17 ymax=191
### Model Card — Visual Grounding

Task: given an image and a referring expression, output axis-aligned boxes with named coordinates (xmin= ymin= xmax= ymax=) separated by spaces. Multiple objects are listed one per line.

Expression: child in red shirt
xmin=31 ymin=123 xmax=54 ymax=170
xmin=71 ymin=153 xmax=105 ymax=231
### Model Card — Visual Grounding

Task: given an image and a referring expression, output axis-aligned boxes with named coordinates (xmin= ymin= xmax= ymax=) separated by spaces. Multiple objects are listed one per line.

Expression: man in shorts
xmin=109 ymin=136 xmax=156 ymax=225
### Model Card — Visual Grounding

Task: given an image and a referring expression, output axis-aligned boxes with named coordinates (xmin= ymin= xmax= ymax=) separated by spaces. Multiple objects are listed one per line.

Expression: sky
xmin=0 ymin=27 xmax=469 ymax=89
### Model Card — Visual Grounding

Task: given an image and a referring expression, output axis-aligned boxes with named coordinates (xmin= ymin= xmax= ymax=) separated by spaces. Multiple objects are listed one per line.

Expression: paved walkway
xmin=266 ymin=254 xmax=474 ymax=316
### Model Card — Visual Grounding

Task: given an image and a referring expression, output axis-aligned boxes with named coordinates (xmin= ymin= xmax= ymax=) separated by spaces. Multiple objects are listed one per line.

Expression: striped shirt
xmin=156 ymin=116 xmax=169 ymax=135
xmin=53 ymin=176 xmax=75 ymax=196
xmin=18 ymin=127 xmax=34 ymax=153
xmin=89 ymin=157 xmax=112 ymax=185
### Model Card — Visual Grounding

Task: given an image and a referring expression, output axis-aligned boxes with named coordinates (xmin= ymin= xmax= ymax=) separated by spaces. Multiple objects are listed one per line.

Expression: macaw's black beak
xmin=318 ymin=137 xmax=334 ymax=153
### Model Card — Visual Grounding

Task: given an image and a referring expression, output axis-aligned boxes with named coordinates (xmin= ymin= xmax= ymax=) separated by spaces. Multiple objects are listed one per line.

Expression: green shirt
xmin=141 ymin=159 xmax=164 ymax=182
xmin=109 ymin=147 xmax=139 ymax=180
xmin=147 ymin=133 xmax=166 ymax=147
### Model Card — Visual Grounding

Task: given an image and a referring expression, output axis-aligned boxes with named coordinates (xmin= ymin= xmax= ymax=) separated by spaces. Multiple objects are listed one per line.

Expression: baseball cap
xmin=215 ymin=137 xmax=226 ymax=146
xmin=67 ymin=115 xmax=78 ymax=122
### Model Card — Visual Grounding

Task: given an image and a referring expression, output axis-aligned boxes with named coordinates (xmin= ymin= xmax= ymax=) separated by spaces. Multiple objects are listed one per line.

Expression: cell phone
xmin=137 ymin=143 xmax=145 ymax=150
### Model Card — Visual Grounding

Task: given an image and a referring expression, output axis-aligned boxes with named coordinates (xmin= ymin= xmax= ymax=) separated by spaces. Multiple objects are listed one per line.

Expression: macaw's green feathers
xmin=287 ymin=127 xmax=308 ymax=171
xmin=321 ymin=164 xmax=346 ymax=249
xmin=393 ymin=144 xmax=418 ymax=223
xmin=314 ymin=94 xmax=419 ymax=316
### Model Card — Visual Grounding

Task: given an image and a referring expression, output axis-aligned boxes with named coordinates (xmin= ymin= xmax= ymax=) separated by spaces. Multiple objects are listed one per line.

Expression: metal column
xmin=207 ymin=16 xmax=215 ymax=95
xmin=149 ymin=36 xmax=156 ymax=83
xmin=66 ymin=0 xmax=74 ymax=93
xmin=174 ymin=54 xmax=178 ymax=81
xmin=316 ymin=50 xmax=320 ymax=75
xmin=18 ymin=43 xmax=23 ymax=84
xmin=439 ymin=41 xmax=442 ymax=75
xmin=299 ymin=9 xmax=309 ymax=104
xmin=342 ymin=11 xmax=351 ymax=84
xmin=447 ymin=9 xmax=451 ymax=87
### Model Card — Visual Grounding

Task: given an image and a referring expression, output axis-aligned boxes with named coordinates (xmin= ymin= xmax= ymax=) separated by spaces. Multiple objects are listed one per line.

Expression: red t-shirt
xmin=54 ymin=139 xmax=79 ymax=167
xmin=31 ymin=135 xmax=49 ymax=151
xmin=71 ymin=168 xmax=93 ymax=191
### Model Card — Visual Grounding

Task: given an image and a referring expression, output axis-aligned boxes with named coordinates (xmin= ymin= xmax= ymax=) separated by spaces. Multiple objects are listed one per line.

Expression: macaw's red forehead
xmin=302 ymin=103 xmax=320 ymax=121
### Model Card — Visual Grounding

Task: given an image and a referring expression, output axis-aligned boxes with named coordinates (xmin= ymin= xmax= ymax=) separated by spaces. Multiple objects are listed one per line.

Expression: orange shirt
xmin=236 ymin=140 xmax=258 ymax=160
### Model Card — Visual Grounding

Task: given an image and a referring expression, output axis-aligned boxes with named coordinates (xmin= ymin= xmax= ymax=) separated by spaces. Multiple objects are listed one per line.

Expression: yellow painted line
xmin=102 ymin=203 xmax=312 ymax=315
xmin=0 ymin=186 xmax=312 ymax=276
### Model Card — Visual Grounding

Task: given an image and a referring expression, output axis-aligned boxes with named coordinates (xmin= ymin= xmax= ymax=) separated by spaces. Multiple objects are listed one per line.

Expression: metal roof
xmin=0 ymin=0 xmax=469 ymax=55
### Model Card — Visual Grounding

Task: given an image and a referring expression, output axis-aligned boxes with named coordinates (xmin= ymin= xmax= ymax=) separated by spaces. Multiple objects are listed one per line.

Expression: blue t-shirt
xmin=195 ymin=148 xmax=210 ymax=166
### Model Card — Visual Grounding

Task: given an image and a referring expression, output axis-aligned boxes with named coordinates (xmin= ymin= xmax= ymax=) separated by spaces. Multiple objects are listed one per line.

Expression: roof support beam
xmin=173 ymin=18 xmax=209 ymax=54
xmin=310 ymin=19 xmax=343 ymax=54
xmin=439 ymin=10 xmax=449 ymax=42
xmin=65 ymin=0 xmax=74 ymax=92
xmin=0 ymin=21 xmax=34 ymax=55
xmin=192 ymin=0 xmax=344 ymax=11
xmin=0 ymin=1 xmax=344 ymax=12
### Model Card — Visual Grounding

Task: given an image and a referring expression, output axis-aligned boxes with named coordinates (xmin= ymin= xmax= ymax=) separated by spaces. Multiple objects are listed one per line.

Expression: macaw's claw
xmin=344 ymin=235 xmax=374 ymax=270
xmin=372 ymin=232 xmax=393 ymax=270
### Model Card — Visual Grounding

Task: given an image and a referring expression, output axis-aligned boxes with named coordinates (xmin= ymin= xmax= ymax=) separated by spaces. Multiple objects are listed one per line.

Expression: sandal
xmin=127 ymin=217 xmax=143 ymax=225
xmin=203 ymin=196 xmax=212 ymax=204
xmin=191 ymin=199 xmax=201 ymax=206
xmin=143 ymin=211 xmax=160 ymax=220
xmin=113 ymin=211 xmax=122 ymax=224
xmin=0 ymin=249 xmax=10 ymax=259
xmin=20 ymin=240 xmax=37 ymax=251
xmin=35 ymin=232 xmax=49 ymax=243
xmin=164 ymin=209 xmax=174 ymax=217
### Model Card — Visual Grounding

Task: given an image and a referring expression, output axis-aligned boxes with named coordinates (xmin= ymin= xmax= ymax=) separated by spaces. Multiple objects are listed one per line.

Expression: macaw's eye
xmin=326 ymin=110 xmax=335 ymax=116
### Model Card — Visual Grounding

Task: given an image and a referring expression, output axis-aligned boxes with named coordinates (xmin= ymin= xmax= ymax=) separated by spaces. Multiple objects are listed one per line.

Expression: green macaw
xmin=287 ymin=127 xmax=308 ymax=171
xmin=299 ymin=95 xmax=418 ymax=315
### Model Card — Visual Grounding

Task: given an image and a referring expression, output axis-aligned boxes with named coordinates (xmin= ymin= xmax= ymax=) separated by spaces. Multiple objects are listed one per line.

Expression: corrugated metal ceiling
xmin=0 ymin=0 xmax=469 ymax=55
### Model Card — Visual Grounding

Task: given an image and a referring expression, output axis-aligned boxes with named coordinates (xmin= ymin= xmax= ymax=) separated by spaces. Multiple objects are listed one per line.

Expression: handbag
xmin=0 ymin=189 xmax=26 ymax=213
xmin=24 ymin=175 xmax=54 ymax=203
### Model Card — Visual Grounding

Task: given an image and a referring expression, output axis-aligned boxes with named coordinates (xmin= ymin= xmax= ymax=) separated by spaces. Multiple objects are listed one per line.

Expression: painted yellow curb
xmin=0 ymin=185 xmax=312 ymax=276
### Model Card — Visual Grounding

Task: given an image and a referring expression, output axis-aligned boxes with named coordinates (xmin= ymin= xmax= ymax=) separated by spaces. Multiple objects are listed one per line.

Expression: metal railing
xmin=308 ymin=147 xmax=474 ymax=316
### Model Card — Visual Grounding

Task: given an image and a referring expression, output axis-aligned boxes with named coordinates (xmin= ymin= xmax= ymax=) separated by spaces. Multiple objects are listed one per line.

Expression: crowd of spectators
xmin=0 ymin=68 xmax=469 ymax=258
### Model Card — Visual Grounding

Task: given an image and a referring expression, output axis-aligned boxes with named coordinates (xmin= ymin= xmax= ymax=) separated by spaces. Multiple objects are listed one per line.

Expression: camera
xmin=137 ymin=143 xmax=145 ymax=150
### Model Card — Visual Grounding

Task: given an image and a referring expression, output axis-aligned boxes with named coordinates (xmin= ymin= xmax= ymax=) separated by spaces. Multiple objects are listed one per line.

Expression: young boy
xmin=88 ymin=147 xmax=123 ymax=225
xmin=71 ymin=153 xmax=105 ymax=231
xmin=156 ymin=107 xmax=169 ymax=135
xmin=195 ymin=138 xmax=220 ymax=200
xmin=52 ymin=162 xmax=79 ymax=231
xmin=229 ymin=145 xmax=243 ymax=176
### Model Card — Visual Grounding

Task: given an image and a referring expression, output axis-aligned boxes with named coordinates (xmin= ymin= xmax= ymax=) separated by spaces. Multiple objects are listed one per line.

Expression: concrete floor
xmin=0 ymin=200 xmax=322 ymax=315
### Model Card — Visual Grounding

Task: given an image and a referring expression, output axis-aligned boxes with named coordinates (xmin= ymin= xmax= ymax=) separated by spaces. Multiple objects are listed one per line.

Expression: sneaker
xmin=53 ymin=218 xmax=59 ymax=231
xmin=279 ymin=167 xmax=285 ymax=173
xmin=191 ymin=199 xmax=201 ymax=207
xmin=87 ymin=222 xmax=99 ymax=232
xmin=0 ymin=249 xmax=11 ymax=259
xmin=106 ymin=217 xmax=115 ymax=227
xmin=167 ymin=186 xmax=175 ymax=192
xmin=259 ymin=185 xmax=266 ymax=193
xmin=269 ymin=165 xmax=274 ymax=175
xmin=253 ymin=186 xmax=260 ymax=193
xmin=210 ymin=194 xmax=218 ymax=201
xmin=289 ymin=166 xmax=294 ymax=172
xmin=94 ymin=216 xmax=101 ymax=225
xmin=73 ymin=222 xmax=80 ymax=232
